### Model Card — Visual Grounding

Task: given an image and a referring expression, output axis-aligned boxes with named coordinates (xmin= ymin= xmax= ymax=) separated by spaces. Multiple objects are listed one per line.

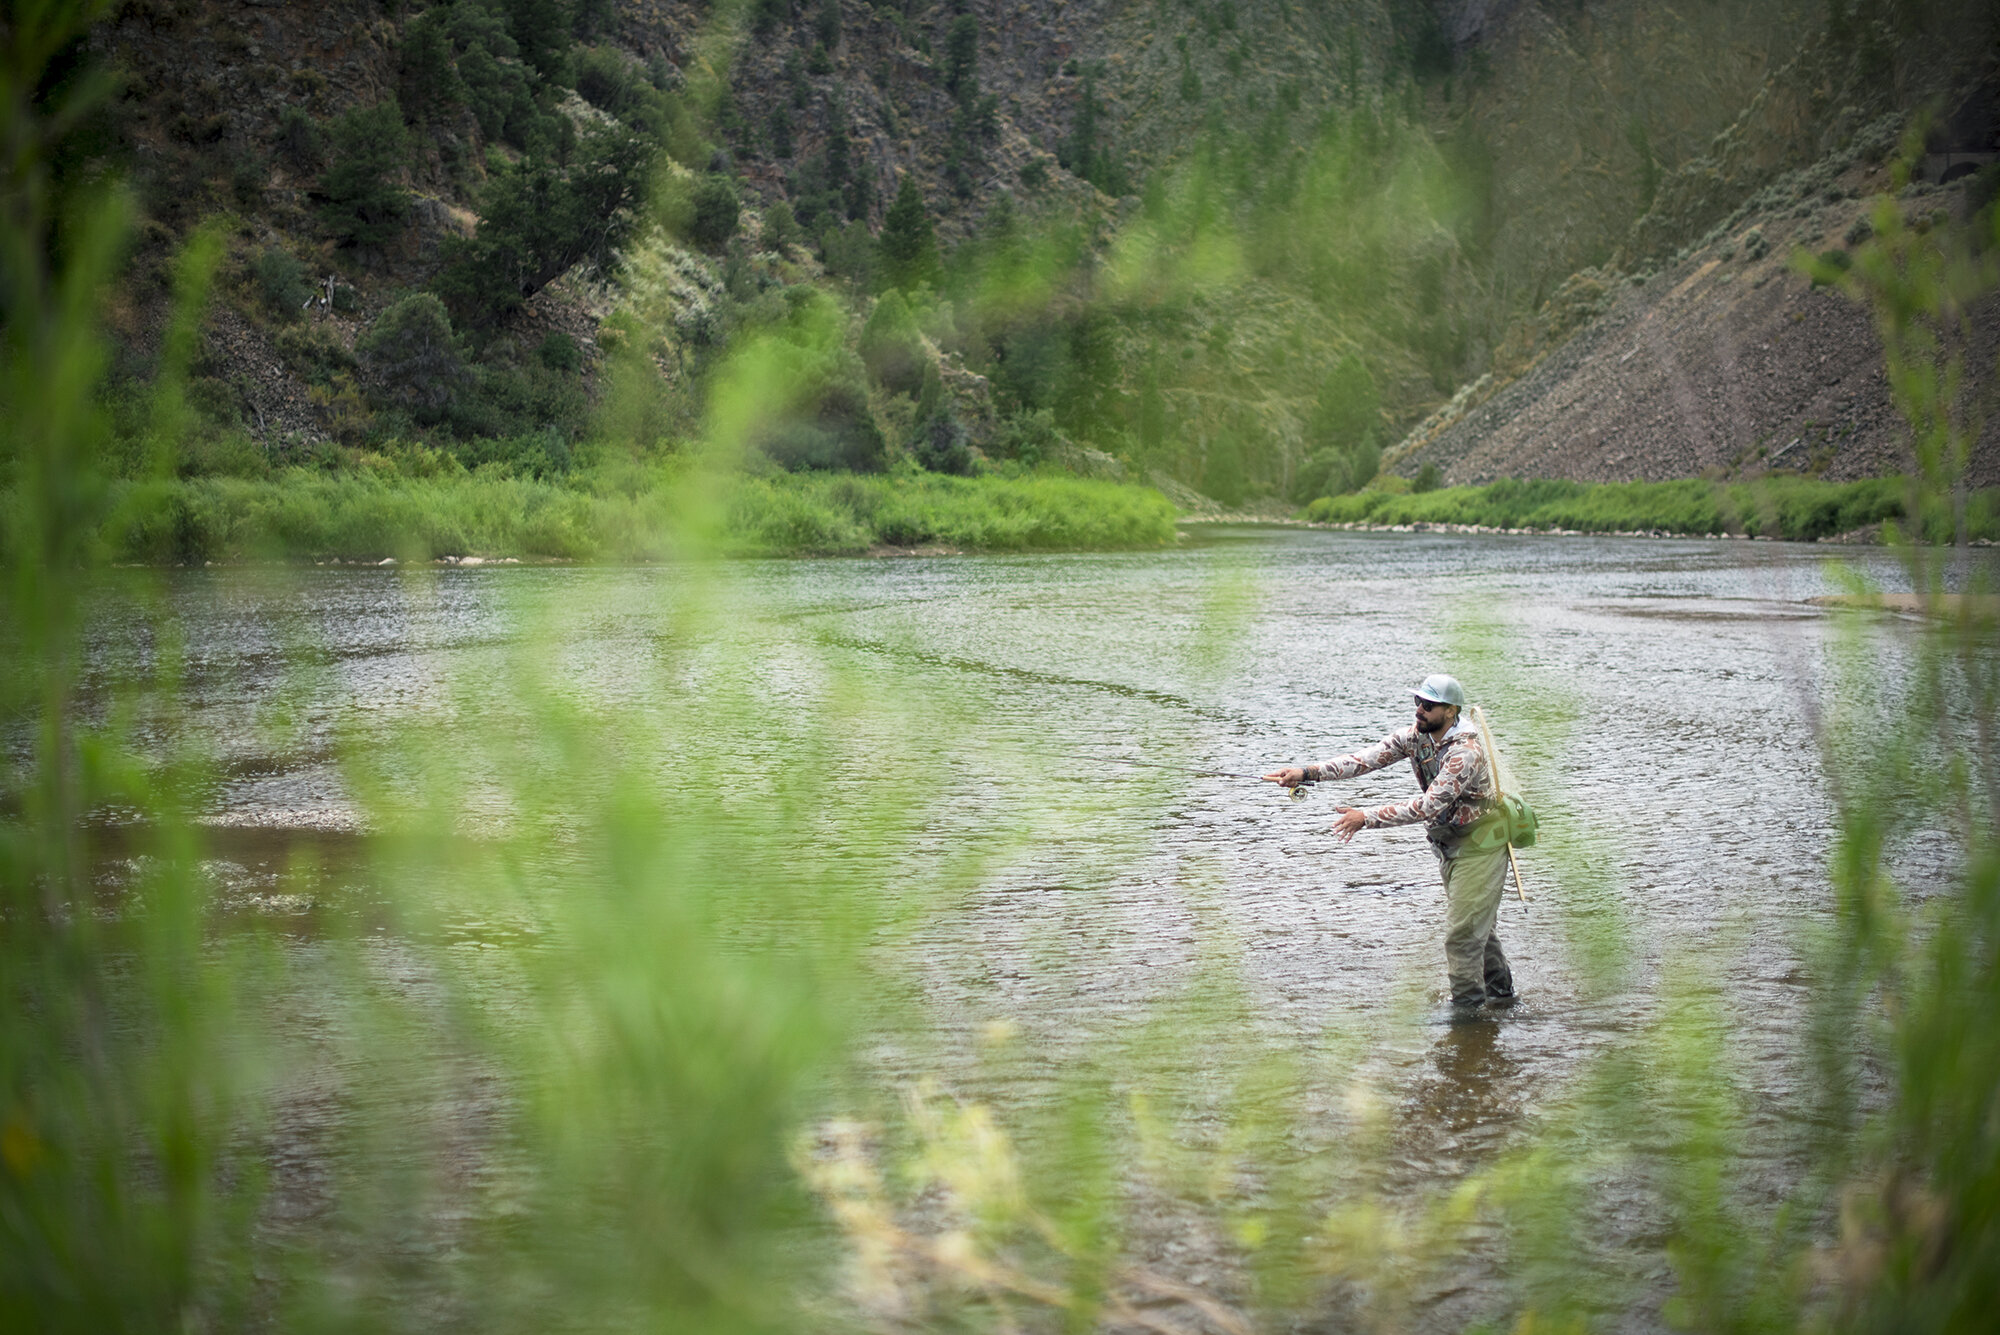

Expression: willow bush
xmin=1303 ymin=474 xmax=1994 ymax=543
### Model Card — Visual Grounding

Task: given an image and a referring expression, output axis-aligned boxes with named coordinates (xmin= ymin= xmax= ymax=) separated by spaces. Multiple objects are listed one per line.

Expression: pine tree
xmin=505 ymin=0 xmax=571 ymax=84
xmin=944 ymin=15 xmax=979 ymax=97
xmin=826 ymin=102 xmax=851 ymax=186
xmin=1059 ymin=74 xmax=1126 ymax=196
xmin=321 ymin=100 xmax=410 ymax=249
xmin=877 ymin=174 xmax=939 ymax=291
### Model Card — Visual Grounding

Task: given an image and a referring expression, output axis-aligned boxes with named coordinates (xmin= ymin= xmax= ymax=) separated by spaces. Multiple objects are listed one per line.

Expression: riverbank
xmin=51 ymin=468 xmax=1180 ymax=563
xmin=1301 ymin=476 xmax=2000 ymax=544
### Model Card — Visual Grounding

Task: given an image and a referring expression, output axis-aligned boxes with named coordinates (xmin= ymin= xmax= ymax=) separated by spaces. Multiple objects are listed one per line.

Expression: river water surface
xmin=105 ymin=527 xmax=1991 ymax=1330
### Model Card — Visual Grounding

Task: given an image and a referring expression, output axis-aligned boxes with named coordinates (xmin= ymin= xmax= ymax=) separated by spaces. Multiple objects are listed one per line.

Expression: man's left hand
xmin=1332 ymin=807 xmax=1366 ymax=842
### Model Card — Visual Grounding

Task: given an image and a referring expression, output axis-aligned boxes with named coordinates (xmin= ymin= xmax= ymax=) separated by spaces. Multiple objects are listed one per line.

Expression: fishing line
xmin=993 ymin=745 xmax=1313 ymax=798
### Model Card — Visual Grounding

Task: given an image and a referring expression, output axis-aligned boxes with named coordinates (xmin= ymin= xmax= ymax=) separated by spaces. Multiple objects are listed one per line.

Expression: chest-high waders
xmin=1412 ymin=734 xmax=1515 ymax=1009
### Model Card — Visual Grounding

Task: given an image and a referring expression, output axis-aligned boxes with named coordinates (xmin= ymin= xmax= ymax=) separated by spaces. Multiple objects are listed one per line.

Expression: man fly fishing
xmin=1263 ymin=674 xmax=1517 ymax=1013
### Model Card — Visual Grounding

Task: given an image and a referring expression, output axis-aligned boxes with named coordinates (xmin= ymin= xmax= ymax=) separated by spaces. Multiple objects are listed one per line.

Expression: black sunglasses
xmin=1415 ymin=698 xmax=1451 ymax=711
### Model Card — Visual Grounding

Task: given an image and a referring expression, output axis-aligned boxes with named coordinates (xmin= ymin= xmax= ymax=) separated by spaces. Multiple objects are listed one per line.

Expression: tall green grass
xmin=46 ymin=467 xmax=1179 ymax=563
xmin=1304 ymin=475 xmax=1999 ymax=543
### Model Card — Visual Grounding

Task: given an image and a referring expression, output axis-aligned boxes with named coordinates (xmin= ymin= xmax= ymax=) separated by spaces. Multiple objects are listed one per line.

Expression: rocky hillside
xmin=1391 ymin=153 xmax=2000 ymax=487
xmin=76 ymin=0 xmax=2000 ymax=500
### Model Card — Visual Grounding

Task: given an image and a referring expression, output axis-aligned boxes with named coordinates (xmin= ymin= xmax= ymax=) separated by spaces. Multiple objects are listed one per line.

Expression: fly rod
xmin=1469 ymin=704 xmax=1528 ymax=904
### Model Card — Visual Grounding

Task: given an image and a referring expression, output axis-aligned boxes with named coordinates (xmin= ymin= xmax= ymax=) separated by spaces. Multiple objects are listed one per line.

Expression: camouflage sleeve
xmin=1305 ymin=728 xmax=1414 ymax=782
xmin=1362 ymin=736 xmax=1484 ymax=828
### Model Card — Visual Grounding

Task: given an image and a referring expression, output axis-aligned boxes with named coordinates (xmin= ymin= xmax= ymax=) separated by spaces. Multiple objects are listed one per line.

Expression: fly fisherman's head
xmin=1413 ymin=674 xmax=1466 ymax=734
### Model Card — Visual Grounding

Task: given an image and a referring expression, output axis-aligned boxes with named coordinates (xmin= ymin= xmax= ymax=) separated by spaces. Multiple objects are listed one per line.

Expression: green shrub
xmin=452 ymin=428 xmax=573 ymax=478
xmin=273 ymin=322 xmax=355 ymax=385
xmin=538 ymin=331 xmax=582 ymax=373
xmin=1291 ymin=431 xmax=1380 ymax=503
xmin=229 ymin=151 xmax=267 ymax=210
xmin=1294 ymin=475 xmax=1957 ymax=542
xmin=452 ymin=357 xmax=588 ymax=441
xmin=1811 ymin=247 xmax=1854 ymax=286
xmin=751 ymin=0 xmax=788 ymax=38
xmin=759 ymin=375 xmax=886 ymax=472
xmin=913 ymin=410 xmax=975 ymax=475
xmin=274 ymin=105 xmax=325 ymax=170
xmin=689 ymin=174 xmax=741 ymax=249
xmin=575 ymin=44 xmax=640 ymax=115
xmin=357 ymin=293 xmax=471 ymax=426
xmin=253 ymin=246 xmax=310 ymax=320
xmin=995 ymin=407 xmax=1059 ymax=465
xmin=1412 ymin=460 xmax=1442 ymax=492
xmin=859 ymin=290 xmax=925 ymax=397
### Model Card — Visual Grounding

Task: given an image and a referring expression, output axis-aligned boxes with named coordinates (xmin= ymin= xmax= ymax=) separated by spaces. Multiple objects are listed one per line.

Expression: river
xmin=88 ymin=527 xmax=1991 ymax=1330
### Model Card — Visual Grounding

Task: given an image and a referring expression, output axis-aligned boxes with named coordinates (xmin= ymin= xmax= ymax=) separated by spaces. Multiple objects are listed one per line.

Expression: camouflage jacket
xmin=1303 ymin=722 xmax=1494 ymax=833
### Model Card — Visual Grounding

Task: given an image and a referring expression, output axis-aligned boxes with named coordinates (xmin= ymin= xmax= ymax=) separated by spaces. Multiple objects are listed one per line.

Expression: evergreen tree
xmin=943 ymin=15 xmax=979 ymax=97
xmin=1137 ymin=357 xmax=1167 ymax=452
xmin=505 ymin=0 xmax=572 ymax=84
xmin=1059 ymin=74 xmax=1126 ymax=195
xmin=398 ymin=11 xmax=464 ymax=124
xmin=763 ymin=200 xmax=798 ymax=251
xmin=1627 ymin=117 xmax=1657 ymax=212
xmin=1201 ymin=433 xmax=1246 ymax=507
xmin=1057 ymin=306 xmax=1120 ymax=436
xmin=446 ymin=3 xmax=540 ymax=147
xmin=844 ymin=166 xmax=873 ymax=222
xmin=826 ymin=101 xmax=851 ymax=186
xmin=320 ymin=100 xmax=410 ymax=249
xmin=815 ymin=0 xmax=842 ymax=50
xmin=1307 ymin=353 xmax=1378 ymax=453
xmin=435 ymin=122 xmax=654 ymax=325
xmin=785 ymin=48 xmax=810 ymax=106
xmin=752 ymin=0 xmax=789 ymax=39
xmin=876 ymin=174 xmax=939 ymax=291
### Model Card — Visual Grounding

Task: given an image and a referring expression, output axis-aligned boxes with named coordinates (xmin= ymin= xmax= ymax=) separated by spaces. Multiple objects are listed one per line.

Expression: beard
xmin=1416 ymin=710 xmax=1450 ymax=734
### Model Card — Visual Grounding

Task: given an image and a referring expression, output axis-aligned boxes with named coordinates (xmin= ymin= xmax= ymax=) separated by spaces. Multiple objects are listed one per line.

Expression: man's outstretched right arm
xmin=1263 ymin=729 xmax=1414 ymax=787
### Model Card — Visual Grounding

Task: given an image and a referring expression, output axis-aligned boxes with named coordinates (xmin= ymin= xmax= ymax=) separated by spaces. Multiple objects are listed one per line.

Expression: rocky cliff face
xmin=1382 ymin=0 xmax=2000 ymax=490
xmin=1390 ymin=157 xmax=2000 ymax=488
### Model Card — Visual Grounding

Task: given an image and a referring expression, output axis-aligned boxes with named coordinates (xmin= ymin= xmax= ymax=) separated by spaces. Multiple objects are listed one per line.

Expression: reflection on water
xmin=79 ymin=528 xmax=1998 ymax=1326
